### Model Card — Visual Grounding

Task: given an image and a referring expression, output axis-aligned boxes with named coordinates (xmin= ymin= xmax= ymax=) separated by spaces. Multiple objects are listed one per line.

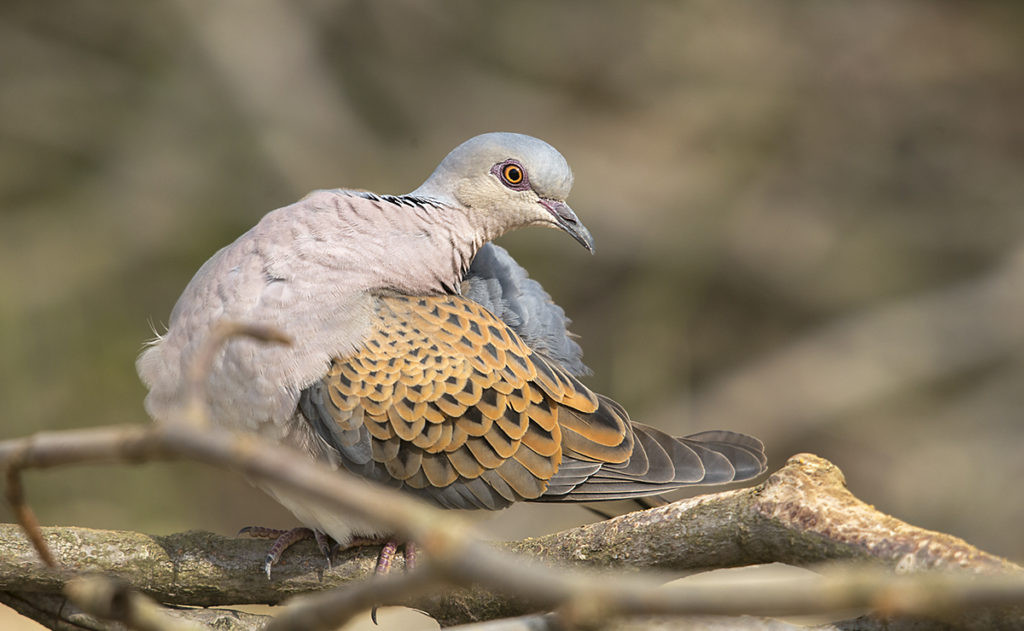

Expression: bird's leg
xmin=362 ymin=540 xmax=416 ymax=625
xmin=313 ymin=529 xmax=334 ymax=563
xmin=403 ymin=541 xmax=417 ymax=571
xmin=375 ymin=539 xmax=398 ymax=575
xmin=240 ymin=530 xmax=415 ymax=582
xmin=238 ymin=526 xmax=334 ymax=579
xmin=347 ymin=536 xmax=416 ymax=573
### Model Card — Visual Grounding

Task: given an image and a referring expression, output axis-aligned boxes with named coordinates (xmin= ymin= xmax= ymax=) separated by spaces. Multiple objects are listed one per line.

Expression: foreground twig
xmin=4 ymin=463 xmax=56 ymax=568
xmin=439 ymin=613 xmax=963 ymax=631
xmin=263 ymin=567 xmax=446 ymax=631
xmin=181 ymin=322 xmax=292 ymax=429
xmin=0 ymin=589 xmax=270 ymax=631
xmin=1 ymin=427 xmax=1021 ymax=630
xmin=64 ymin=575 xmax=205 ymax=631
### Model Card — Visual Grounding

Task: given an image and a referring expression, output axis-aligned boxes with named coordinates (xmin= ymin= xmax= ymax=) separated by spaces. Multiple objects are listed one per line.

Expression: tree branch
xmin=508 ymin=453 xmax=1018 ymax=574
xmin=2 ymin=437 xmax=1021 ymax=629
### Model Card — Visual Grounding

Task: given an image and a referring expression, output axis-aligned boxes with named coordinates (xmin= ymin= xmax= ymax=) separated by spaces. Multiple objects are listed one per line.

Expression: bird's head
xmin=411 ymin=132 xmax=595 ymax=252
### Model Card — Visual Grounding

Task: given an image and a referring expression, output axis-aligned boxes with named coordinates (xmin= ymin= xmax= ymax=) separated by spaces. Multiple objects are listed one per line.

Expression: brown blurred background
xmin=2 ymin=1 xmax=1023 ymax=623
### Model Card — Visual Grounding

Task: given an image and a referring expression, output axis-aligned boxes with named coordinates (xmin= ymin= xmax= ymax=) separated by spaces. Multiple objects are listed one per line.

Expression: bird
xmin=137 ymin=132 xmax=767 ymax=575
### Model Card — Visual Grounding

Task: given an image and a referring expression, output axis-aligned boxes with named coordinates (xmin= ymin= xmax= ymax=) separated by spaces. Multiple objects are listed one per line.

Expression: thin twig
xmin=442 ymin=613 xmax=560 ymax=631
xmin=265 ymin=566 xmax=446 ymax=631
xmin=551 ymin=568 xmax=1024 ymax=622
xmin=64 ymin=575 xmax=205 ymax=631
xmin=4 ymin=449 xmax=56 ymax=568
xmin=0 ymin=319 xmax=289 ymax=570
xmin=1 ymin=589 xmax=271 ymax=631
xmin=181 ymin=320 xmax=291 ymax=427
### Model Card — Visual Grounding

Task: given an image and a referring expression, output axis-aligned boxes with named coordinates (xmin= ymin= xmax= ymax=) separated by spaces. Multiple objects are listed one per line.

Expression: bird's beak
xmin=538 ymin=199 xmax=595 ymax=253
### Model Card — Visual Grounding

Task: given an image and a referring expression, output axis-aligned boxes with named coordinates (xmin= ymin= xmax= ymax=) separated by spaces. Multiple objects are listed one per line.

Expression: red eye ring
xmin=502 ymin=163 xmax=524 ymax=185
xmin=493 ymin=159 xmax=529 ymax=190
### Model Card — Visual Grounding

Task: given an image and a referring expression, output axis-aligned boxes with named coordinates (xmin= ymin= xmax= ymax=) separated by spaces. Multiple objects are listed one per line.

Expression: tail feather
xmin=537 ymin=423 xmax=766 ymax=502
xmin=684 ymin=430 xmax=768 ymax=480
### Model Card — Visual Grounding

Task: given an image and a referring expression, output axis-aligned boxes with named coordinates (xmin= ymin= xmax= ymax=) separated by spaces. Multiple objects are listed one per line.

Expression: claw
xmin=403 ymin=542 xmax=416 ymax=571
xmin=313 ymin=529 xmax=333 ymax=570
xmin=239 ymin=526 xmax=333 ymax=579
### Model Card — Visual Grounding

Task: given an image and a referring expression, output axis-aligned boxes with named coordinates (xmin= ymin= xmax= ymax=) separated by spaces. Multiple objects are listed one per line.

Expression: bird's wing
xmin=299 ymin=293 xmax=632 ymax=510
xmin=462 ymin=243 xmax=591 ymax=377
xmin=300 ymin=293 xmax=767 ymax=510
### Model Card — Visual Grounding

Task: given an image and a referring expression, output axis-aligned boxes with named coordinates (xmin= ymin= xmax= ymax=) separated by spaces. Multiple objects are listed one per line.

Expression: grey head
xmin=411 ymin=132 xmax=595 ymax=252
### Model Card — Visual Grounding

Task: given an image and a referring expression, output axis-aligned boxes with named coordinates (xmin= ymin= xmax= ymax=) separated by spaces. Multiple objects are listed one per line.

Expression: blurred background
xmin=2 ymin=1 xmax=1024 ymax=626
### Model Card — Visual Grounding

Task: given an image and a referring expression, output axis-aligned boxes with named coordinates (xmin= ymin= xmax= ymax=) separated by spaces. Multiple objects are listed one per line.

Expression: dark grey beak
xmin=538 ymin=199 xmax=595 ymax=253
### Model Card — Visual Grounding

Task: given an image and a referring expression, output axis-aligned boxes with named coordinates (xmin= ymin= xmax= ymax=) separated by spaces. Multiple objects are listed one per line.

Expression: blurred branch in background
xmin=671 ymin=244 xmax=1024 ymax=441
xmin=169 ymin=0 xmax=369 ymax=193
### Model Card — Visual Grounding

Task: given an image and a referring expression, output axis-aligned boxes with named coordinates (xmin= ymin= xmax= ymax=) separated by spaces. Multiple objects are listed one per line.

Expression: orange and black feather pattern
xmin=299 ymin=294 xmax=766 ymax=511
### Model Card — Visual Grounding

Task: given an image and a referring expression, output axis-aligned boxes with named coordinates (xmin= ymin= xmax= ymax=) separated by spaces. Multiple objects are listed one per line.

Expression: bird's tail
xmin=538 ymin=420 xmax=767 ymax=502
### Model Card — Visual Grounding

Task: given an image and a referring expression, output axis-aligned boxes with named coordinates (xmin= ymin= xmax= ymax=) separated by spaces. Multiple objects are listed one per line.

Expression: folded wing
xmin=300 ymin=294 xmax=765 ymax=510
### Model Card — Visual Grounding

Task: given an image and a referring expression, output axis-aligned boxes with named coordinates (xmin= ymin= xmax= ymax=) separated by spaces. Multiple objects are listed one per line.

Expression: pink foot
xmin=348 ymin=536 xmax=417 ymax=574
xmin=239 ymin=526 xmax=334 ymax=579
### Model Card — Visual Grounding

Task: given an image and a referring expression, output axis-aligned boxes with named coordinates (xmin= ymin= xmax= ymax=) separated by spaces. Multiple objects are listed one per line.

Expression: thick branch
xmin=509 ymin=453 xmax=1018 ymax=574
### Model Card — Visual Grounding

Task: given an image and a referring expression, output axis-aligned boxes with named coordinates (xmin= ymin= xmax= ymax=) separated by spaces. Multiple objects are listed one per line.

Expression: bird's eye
xmin=493 ymin=160 xmax=529 ymax=190
xmin=502 ymin=164 xmax=523 ymax=185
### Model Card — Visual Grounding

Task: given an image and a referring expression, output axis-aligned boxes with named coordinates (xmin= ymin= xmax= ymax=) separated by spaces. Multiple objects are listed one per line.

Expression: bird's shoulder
xmin=354 ymin=292 xmax=599 ymax=414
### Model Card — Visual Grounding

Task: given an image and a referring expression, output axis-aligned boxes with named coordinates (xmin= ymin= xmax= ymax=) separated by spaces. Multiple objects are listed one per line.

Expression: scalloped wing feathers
xmin=299 ymin=294 xmax=766 ymax=510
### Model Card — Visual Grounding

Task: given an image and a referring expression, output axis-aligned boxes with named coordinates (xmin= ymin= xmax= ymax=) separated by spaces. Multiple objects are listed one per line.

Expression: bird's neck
xmin=330 ymin=191 xmax=491 ymax=296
